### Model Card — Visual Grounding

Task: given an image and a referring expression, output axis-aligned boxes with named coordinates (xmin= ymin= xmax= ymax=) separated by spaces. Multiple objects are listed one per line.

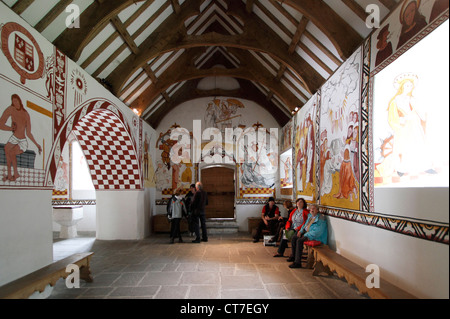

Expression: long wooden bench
xmin=311 ymin=246 xmax=417 ymax=299
xmin=0 ymin=252 xmax=94 ymax=299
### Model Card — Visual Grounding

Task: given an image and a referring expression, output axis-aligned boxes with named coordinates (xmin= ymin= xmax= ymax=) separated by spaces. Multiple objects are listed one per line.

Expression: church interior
xmin=0 ymin=0 xmax=448 ymax=300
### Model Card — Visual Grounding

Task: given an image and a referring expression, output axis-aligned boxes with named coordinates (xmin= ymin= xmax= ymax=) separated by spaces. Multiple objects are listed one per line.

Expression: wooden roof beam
xmin=34 ymin=0 xmax=72 ymax=32
xmin=111 ymin=16 xmax=140 ymax=55
xmin=80 ymin=0 xmax=156 ymax=69
xmin=90 ymin=1 xmax=171 ymax=78
xmin=288 ymin=16 xmax=309 ymax=54
xmin=378 ymin=0 xmax=397 ymax=10
xmin=341 ymin=0 xmax=369 ymax=21
xmin=246 ymin=0 xmax=256 ymax=13
xmin=109 ymin=0 xmax=323 ymax=98
xmin=130 ymin=47 xmax=303 ymax=115
xmin=53 ymin=0 xmax=146 ymax=61
xmin=146 ymin=79 xmax=290 ymax=127
xmin=11 ymin=0 xmax=35 ymax=14
xmin=171 ymin=0 xmax=181 ymax=14
xmin=274 ymin=0 xmax=362 ymax=59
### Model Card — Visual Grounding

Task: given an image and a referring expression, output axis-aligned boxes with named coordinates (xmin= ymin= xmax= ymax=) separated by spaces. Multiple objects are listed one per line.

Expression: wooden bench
xmin=311 ymin=246 xmax=417 ymax=299
xmin=0 ymin=252 xmax=94 ymax=299
xmin=153 ymin=214 xmax=189 ymax=233
xmin=302 ymin=240 xmax=322 ymax=269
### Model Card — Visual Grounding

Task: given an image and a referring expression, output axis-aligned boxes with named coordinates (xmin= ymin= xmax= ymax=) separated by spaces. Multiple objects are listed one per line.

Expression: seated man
xmin=253 ymin=197 xmax=280 ymax=243
xmin=287 ymin=204 xmax=327 ymax=268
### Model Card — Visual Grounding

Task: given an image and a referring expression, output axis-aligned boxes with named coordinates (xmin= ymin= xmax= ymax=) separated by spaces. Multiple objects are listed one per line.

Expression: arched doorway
xmin=47 ymin=100 xmax=141 ymax=191
xmin=49 ymin=99 xmax=143 ymax=240
xmin=201 ymin=166 xmax=235 ymax=219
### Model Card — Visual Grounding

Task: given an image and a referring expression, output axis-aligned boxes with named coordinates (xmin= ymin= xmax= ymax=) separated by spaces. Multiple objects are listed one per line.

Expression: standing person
xmin=288 ymin=204 xmax=328 ymax=268
xmin=253 ymin=197 xmax=280 ymax=243
xmin=184 ymin=184 xmax=196 ymax=237
xmin=273 ymin=198 xmax=309 ymax=257
xmin=191 ymin=181 xmax=208 ymax=243
xmin=167 ymin=188 xmax=187 ymax=244
xmin=0 ymin=94 xmax=42 ymax=182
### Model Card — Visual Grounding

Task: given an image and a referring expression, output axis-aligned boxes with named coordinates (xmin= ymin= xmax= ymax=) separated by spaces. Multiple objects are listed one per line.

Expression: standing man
xmin=0 ymin=94 xmax=42 ymax=182
xmin=191 ymin=181 xmax=208 ymax=243
xmin=253 ymin=197 xmax=280 ymax=243
xmin=184 ymin=183 xmax=196 ymax=237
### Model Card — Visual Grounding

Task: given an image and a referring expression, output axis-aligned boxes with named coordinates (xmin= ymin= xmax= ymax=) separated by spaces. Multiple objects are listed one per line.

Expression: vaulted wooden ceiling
xmin=4 ymin=0 xmax=399 ymax=127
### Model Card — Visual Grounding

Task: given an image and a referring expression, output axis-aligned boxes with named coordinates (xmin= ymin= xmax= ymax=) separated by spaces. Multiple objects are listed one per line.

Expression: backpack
xmin=166 ymin=195 xmax=175 ymax=221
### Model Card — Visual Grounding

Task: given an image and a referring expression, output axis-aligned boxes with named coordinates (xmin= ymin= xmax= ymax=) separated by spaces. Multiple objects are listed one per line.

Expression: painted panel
xmin=293 ymin=93 xmax=318 ymax=203
xmin=370 ymin=0 xmax=449 ymax=75
xmin=319 ymin=47 xmax=363 ymax=210
xmin=372 ymin=21 xmax=449 ymax=188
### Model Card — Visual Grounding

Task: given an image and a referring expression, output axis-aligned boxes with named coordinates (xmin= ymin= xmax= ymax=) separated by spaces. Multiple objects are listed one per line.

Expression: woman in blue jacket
xmin=288 ymin=204 xmax=327 ymax=268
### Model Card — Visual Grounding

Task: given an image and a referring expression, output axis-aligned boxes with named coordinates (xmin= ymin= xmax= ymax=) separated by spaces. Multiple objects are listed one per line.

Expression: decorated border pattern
xmin=361 ymin=38 xmax=371 ymax=212
xmin=322 ymin=207 xmax=449 ymax=245
xmin=156 ymin=199 xmax=286 ymax=206
xmin=52 ymin=199 xmax=96 ymax=206
xmin=314 ymin=92 xmax=321 ymax=204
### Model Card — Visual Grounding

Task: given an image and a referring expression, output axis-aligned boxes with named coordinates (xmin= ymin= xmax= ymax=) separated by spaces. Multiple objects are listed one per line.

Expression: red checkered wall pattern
xmin=72 ymin=109 xmax=141 ymax=190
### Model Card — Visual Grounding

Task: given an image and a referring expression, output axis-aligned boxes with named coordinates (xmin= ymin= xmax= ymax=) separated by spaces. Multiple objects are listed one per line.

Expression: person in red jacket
xmin=273 ymin=198 xmax=309 ymax=257
xmin=253 ymin=197 xmax=280 ymax=243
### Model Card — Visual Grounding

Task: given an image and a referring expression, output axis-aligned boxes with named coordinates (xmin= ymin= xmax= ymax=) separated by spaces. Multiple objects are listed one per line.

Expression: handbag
xmin=283 ymin=229 xmax=295 ymax=241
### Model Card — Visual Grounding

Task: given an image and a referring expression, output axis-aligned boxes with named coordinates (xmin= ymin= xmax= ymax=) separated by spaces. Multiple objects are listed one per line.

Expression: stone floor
xmin=49 ymin=233 xmax=369 ymax=299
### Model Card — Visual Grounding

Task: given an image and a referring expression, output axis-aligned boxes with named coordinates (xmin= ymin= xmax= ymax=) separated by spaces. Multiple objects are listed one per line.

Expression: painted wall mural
xmin=371 ymin=0 xmax=449 ymax=75
xmin=0 ymin=19 xmax=53 ymax=187
xmin=154 ymin=97 xmax=279 ymax=200
xmin=143 ymin=130 xmax=156 ymax=188
xmin=52 ymin=137 xmax=70 ymax=200
xmin=236 ymin=122 xmax=277 ymax=199
xmin=155 ymin=123 xmax=197 ymax=194
xmin=280 ymin=150 xmax=293 ymax=189
xmin=294 ymin=93 xmax=319 ymax=203
xmin=319 ymin=47 xmax=362 ymax=211
xmin=372 ymin=20 xmax=449 ymax=188
xmin=280 ymin=118 xmax=293 ymax=153
xmin=204 ymin=98 xmax=245 ymax=132
xmin=0 ymin=6 xmax=150 ymax=191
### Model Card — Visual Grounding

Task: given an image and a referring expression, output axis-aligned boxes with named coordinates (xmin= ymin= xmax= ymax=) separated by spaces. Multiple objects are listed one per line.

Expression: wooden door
xmin=201 ymin=167 xmax=235 ymax=219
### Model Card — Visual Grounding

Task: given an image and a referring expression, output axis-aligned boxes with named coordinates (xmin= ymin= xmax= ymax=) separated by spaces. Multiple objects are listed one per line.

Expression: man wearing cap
xmin=253 ymin=197 xmax=280 ymax=243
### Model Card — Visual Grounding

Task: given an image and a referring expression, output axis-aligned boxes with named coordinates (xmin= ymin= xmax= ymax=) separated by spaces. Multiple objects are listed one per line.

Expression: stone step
xmin=205 ymin=220 xmax=239 ymax=234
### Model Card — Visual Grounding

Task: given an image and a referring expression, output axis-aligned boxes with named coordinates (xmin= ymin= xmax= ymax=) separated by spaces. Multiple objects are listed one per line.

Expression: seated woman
xmin=288 ymin=204 xmax=327 ymax=268
xmin=269 ymin=199 xmax=295 ymax=244
xmin=273 ymin=198 xmax=309 ymax=257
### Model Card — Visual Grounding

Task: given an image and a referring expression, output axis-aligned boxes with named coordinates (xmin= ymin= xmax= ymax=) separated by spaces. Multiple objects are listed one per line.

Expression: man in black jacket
xmin=191 ymin=181 xmax=208 ymax=243
xmin=253 ymin=197 xmax=280 ymax=243
xmin=184 ymin=184 xmax=196 ymax=236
